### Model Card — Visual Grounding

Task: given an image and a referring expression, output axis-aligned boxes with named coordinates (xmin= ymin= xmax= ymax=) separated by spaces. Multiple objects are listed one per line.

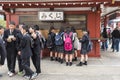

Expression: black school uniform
xmin=31 ymin=32 xmax=41 ymax=74
xmin=49 ymin=32 xmax=56 ymax=51
xmin=0 ymin=38 xmax=6 ymax=65
xmin=20 ymin=33 xmax=34 ymax=76
xmin=16 ymin=30 xmax=23 ymax=72
xmin=3 ymin=29 xmax=18 ymax=73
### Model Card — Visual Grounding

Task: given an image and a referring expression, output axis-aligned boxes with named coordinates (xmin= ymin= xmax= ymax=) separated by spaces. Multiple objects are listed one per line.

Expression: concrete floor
xmin=0 ymin=49 xmax=120 ymax=80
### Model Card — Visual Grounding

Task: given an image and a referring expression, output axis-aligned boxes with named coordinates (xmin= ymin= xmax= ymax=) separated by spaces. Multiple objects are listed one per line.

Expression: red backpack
xmin=64 ymin=32 xmax=73 ymax=51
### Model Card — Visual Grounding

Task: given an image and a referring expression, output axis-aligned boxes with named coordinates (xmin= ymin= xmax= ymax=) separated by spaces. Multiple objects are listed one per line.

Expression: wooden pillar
xmin=104 ymin=15 xmax=109 ymax=27
xmin=5 ymin=12 xmax=11 ymax=28
xmin=94 ymin=11 xmax=101 ymax=57
xmin=87 ymin=11 xmax=101 ymax=57
xmin=5 ymin=13 xmax=19 ymax=27
xmin=10 ymin=14 xmax=19 ymax=26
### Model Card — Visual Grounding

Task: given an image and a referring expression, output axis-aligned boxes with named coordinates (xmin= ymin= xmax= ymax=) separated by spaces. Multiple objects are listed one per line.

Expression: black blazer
xmin=16 ymin=30 xmax=23 ymax=51
xmin=3 ymin=29 xmax=19 ymax=49
xmin=80 ymin=34 xmax=89 ymax=54
xmin=0 ymin=38 xmax=6 ymax=65
xmin=32 ymin=33 xmax=41 ymax=54
xmin=20 ymin=33 xmax=32 ymax=59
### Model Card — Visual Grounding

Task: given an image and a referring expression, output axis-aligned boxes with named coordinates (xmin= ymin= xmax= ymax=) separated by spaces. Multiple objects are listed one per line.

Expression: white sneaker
xmin=7 ymin=71 xmax=11 ymax=75
xmin=24 ymin=75 xmax=30 ymax=79
xmin=30 ymin=73 xmax=37 ymax=79
xmin=34 ymin=73 xmax=38 ymax=77
xmin=9 ymin=72 xmax=15 ymax=77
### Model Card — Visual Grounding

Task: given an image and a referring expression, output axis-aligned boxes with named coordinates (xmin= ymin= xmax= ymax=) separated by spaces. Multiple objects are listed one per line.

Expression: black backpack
xmin=36 ymin=32 xmax=46 ymax=49
xmin=46 ymin=34 xmax=53 ymax=48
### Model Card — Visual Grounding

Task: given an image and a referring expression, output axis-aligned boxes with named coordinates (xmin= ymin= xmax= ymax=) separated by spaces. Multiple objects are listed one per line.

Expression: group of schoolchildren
xmin=0 ymin=21 xmax=92 ymax=79
xmin=0 ymin=21 xmax=43 ymax=80
xmin=46 ymin=26 xmax=92 ymax=66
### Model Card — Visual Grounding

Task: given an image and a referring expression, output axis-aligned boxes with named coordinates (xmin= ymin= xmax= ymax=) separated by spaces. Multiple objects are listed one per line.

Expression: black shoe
xmin=50 ymin=57 xmax=54 ymax=61
xmin=74 ymin=57 xmax=77 ymax=61
xmin=60 ymin=59 xmax=63 ymax=64
xmin=112 ymin=50 xmax=115 ymax=52
xmin=72 ymin=58 xmax=76 ymax=61
xmin=83 ymin=61 xmax=87 ymax=65
xmin=58 ymin=58 xmax=61 ymax=62
xmin=55 ymin=57 xmax=58 ymax=61
xmin=69 ymin=62 xmax=72 ymax=66
xmin=73 ymin=57 xmax=77 ymax=61
xmin=76 ymin=62 xmax=83 ymax=66
xmin=66 ymin=62 xmax=68 ymax=66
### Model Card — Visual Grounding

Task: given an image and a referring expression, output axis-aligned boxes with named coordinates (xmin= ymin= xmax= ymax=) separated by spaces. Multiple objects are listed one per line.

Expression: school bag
xmin=46 ymin=34 xmax=53 ymax=48
xmin=55 ymin=32 xmax=64 ymax=46
xmin=36 ymin=32 xmax=46 ymax=49
xmin=74 ymin=35 xmax=81 ymax=50
xmin=64 ymin=32 xmax=73 ymax=51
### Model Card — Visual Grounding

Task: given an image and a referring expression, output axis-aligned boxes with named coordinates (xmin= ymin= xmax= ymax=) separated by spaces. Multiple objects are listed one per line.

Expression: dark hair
xmin=87 ymin=30 xmax=90 ymax=35
xmin=71 ymin=27 xmax=76 ymax=33
xmin=34 ymin=25 xmax=39 ymax=30
xmin=9 ymin=21 xmax=15 ymax=25
xmin=65 ymin=27 xmax=71 ymax=33
xmin=103 ymin=28 xmax=107 ymax=32
xmin=102 ymin=28 xmax=108 ymax=38
xmin=29 ymin=25 xmax=36 ymax=30
xmin=49 ymin=26 xmax=55 ymax=33
xmin=59 ymin=26 xmax=64 ymax=33
xmin=22 ymin=25 xmax=29 ymax=32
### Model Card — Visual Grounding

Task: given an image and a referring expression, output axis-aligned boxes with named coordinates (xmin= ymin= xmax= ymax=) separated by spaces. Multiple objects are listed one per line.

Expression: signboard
xmin=38 ymin=11 xmax=64 ymax=21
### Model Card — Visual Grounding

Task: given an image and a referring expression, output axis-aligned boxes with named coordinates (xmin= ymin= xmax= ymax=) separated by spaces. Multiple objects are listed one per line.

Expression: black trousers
xmin=17 ymin=55 xmax=23 ymax=72
xmin=6 ymin=48 xmax=17 ymax=73
xmin=22 ymin=57 xmax=34 ymax=76
xmin=31 ymin=52 xmax=41 ymax=73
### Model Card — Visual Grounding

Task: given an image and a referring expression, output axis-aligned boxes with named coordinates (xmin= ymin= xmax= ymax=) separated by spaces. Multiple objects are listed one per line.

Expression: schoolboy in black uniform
xmin=3 ymin=21 xmax=19 ymax=77
xmin=20 ymin=25 xmax=36 ymax=79
xmin=29 ymin=25 xmax=41 ymax=76
xmin=16 ymin=24 xmax=24 ymax=75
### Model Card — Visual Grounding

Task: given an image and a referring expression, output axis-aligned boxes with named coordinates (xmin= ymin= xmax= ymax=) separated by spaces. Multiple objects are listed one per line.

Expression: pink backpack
xmin=64 ymin=32 xmax=73 ymax=51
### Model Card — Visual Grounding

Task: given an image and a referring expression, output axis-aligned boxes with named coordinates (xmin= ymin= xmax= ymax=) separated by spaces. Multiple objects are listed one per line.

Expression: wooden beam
xmin=0 ymin=0 xmax=112 ymax=4
xmin=2 ymin=3 xmax=99 ymax=8
xmin=105 ymin=1 xmax=120 ymax=7
xmin=0 ymin=0 xmax=113 ymax=8
xmin=0 ymin=0 xmax=112 ymax=3
xmin=102 ymin=9 xmax=120 ymax=17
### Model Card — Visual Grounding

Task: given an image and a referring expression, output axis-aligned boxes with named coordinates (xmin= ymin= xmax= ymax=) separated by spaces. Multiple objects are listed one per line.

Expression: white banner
xmin=38 ymin=11 xmax=64 ymax=21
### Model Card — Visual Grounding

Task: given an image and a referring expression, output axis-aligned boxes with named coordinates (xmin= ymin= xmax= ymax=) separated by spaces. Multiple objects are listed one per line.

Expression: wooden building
xmin=0 ymin=0 xmax=119 ymax=57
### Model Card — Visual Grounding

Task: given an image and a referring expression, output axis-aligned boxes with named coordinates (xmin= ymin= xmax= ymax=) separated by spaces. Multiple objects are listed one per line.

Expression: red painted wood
xmin=11 ymin=14 xmax=19 ymax=26
xmin=5 ymin=12 xmax=11 ymax=28
xmin=0 ymin=0 xmax=113 ymax=8
xmin=0 ymin=0 xmax=112 ymax=4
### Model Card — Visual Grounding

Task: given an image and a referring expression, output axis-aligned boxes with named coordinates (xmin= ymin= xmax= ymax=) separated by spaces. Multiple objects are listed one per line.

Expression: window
xmin=19 ymin=14 xmax=87 ymax=30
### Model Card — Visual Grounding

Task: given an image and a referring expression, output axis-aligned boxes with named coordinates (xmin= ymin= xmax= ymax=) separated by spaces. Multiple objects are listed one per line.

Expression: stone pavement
xmin=0 ymin=49 xmax=120 ymax=80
